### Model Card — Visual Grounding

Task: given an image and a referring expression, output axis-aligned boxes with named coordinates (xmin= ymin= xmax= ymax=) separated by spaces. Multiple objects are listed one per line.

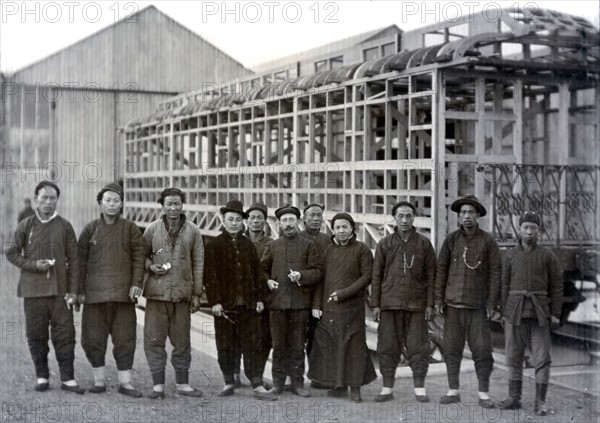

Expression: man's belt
xmin=508 ymin=290 xmax=548 ymax=326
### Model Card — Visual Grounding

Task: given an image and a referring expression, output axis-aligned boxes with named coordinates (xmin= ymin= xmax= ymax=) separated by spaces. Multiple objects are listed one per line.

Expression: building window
xmin=382 ymin=42 xmax=396 ymax=57
xmin=315 ymin=60 xmax=328 ymax=73
xmin=363 ymin=47 xmax=379 ymax=61
xmin=329 ymin=56 xmax=344 ymax=69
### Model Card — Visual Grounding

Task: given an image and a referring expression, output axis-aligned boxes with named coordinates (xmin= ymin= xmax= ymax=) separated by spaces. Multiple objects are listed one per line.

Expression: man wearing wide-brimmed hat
xmin=498 ymin=211 xmax=562 ymax=415
xmin=434 ymin=194 xmax=501 ymax=409
xmin=204 ymin=200 xmax=277 ymax=401
xmin=142 ymin=187 xmax=204 ymax=399
xmin=78 ymin=182 xmax=144 ymax=397
xmin=261 ymin=204 xmax=322 ymax=397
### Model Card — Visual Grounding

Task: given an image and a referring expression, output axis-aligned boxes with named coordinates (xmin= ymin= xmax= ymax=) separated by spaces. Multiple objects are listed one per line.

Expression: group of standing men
xmin=7 ymin=181 xmax=562 ymax=415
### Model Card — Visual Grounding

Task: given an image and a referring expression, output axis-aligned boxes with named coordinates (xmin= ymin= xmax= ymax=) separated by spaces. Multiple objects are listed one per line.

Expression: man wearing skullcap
xmin=261 ymin=205 xmax=321 ymax=397
xmin=78 ymin=182 xmax=144 ymax=397
xmin=434 ymin=194 xmax=501 ymax=408
xmin=371 ymin=202 xmax=437 ymax=403
xmin=498 ymin=211 xmax=562 ymax=415
xmin=142 ymin=187 xmax=204 ymax=398
xmin=6 ymin=181 xmax=84 ymax=394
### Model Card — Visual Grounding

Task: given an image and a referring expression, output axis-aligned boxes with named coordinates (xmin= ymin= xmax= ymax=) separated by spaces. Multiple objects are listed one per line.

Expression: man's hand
xmin=550 ymin=316 xmax=560 ymax=331
xmin=78 ymin=294 xmax=86 ymax=305
xmin=35 ymin=260 xmax=52 ymax=272
xmin=372 ymin=307 xmax=381 ymax=322
xmin=190 ymin=296 xmax=201 ymax=313
xmin=149 ymin=264 xmax=168 ymax=275
xmin=64 ymin=293 xmax=78 ymax=310
xmin=129 ymin=286 xmax=142 ymax=301
xmin=434 ymin=304 xmax=445 ymax=315
xmin=288 ymin=270 xmax=301 ymax=285
xmin=312 ymin=309 xmax=322 ymax=319
xmin=327 ymin=291 xmax=339 ymax=303
xmin=425 ymin=306 xmax=435 ymax=321
xmin=212 ymin=303 xmax=223 ymax=317
xmin=267 ymin=279 xmax=279 ymax=291
xmin=256 ymin=302 xmax=264 ymax=313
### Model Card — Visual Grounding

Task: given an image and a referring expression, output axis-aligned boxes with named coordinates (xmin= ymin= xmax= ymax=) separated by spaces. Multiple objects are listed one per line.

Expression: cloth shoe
xmin=119 ymin=386 xmax=143 ymax=398
xmin=291 ymin=387 xmax=310 ymax=397
xmin=61 ymin=384 xmax=85 ymax=395
xmin=440 ymin=394 xmax=461 ymax=404
xmin=375 ymin=393 xmax=394 ymax=402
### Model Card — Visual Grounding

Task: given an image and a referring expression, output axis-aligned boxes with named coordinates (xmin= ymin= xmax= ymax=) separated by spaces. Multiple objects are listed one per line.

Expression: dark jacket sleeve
xmin=260 ymin=242 xmax=274 ymax=284
xmin=203 ymin=242 xmax=219 ymax=306
xmin=422 ymin=237 xmax=437 ymax=308
xmin=6 ymin=218 xmax=37 ymax=273
xmin=312 ymin=252 xmax=326 ymax=310
xmin=501 ymin=249 xmax=512 ymax=314
xmin=129 ymin=222 xmax=145 ymax=289
xmin=434 ymin=237 xmax=451 ymax=306
xmin=486 ymin=236 xmax=502 ymax=310
xmin=370 ymin=240 xmax=385 ymax=308
xmin=191 ymin=229 xmax=204 ymax=297
xmin=337 ymin=244 xmax=373 ymax=302
xmin=298 ymin=242 xmax=322 ymax=286
xmin=249 ymin=240 xmax=264 ymax=304
xmin=64 ymin=219 xmax=80 ymax=295
xmin=77 ymin=223 xmax=92 ymax=296
xmin=547 ymin=250 xmax=563 ymax=319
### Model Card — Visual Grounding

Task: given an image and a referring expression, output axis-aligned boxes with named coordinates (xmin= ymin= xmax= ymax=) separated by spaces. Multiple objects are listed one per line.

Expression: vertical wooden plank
xmin=474 ymin=77 xmax=485 ymax=201
xmin=433 ymin=70 xmax=447 ymax=249
xmin=557 ymin=83 xmax=570 ymax=243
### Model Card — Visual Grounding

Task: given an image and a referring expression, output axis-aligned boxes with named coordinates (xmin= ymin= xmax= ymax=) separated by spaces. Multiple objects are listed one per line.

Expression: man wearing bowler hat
xmin=204 ymin=200 xmax=277 ymax=401
xmin=261 ymin=205 xmax=322 ymax=397
xmin=498 ymin=211 xmax=562 ymax=415
xmin=434 ymin=194 xmax=501 ymax=408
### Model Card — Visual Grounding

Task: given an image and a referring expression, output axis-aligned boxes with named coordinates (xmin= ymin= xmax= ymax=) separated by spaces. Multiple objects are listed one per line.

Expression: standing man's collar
xmin=35 ymin=209 xmax=58 ymax=223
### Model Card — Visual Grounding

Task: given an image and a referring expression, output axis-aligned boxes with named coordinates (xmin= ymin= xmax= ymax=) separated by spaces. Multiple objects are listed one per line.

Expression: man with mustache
xmin=498 ymin=211 xmax=562 ymax=416
xmin=261 ymin=205 xmax=321 ymax=397
xmin=434 ymin=195 xmax=501 ymax=409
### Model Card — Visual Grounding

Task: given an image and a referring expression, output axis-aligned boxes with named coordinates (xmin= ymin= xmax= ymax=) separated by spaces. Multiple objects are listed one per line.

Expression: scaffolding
xmin=123 ymin=8 xmax=599 ymax=249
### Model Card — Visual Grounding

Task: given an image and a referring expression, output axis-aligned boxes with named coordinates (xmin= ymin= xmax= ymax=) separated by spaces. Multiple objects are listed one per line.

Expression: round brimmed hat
xmin=246 ymin=202 xmax=268 ymax=218
xmin=96 ymin=182 xmax=123 ymax=203
xmin=450 ymin=194 xmax=487 ymax=217
xmin=519 ymin=211 xmax=542 ymax=227
xmin=220 ymin=199 xmax=248 ymax=219
xmin=275 ymin=204 xmax=301 ymax=220
xmin=331 ymin=212 xmax=355 ymax=229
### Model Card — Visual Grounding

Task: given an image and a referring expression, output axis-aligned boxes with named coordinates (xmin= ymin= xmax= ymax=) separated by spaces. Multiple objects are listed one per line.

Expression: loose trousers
xmin=504 ymin=319 xmax=552 ymax=383
xmin=81 ymin=302 xmax=137 ymax=370
xmin=270 ymin=309 xmax=310 ymax=389
xmin=24 ymin=296 xmax=76 ymax=381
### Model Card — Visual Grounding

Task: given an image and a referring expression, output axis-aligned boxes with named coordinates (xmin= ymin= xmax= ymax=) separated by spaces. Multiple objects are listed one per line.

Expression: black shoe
xmin=479 ymin=398 xmax=495 ymax=409
xmin=440 ymin=394 xmax=461 ymax=404
xmin=61 ymin=384 xmax=85 ymax=395
xmin=375 ymin=393 xmax=394 ymax=402
xmin=291 ymin=387 xmax=310 ymax=397
xmin=252 ymin=389 xmax=278 ymax=401
xmin=177 ymin=388 xmax=203 ymax=397
xmin=327 ymin=387 xmax=348 ymax=397
xmin=119 ymin=386 xmax=142 ymax=398
xmin=217 ymin=386 xmax=234 ymax=397
xmin=88 ymin=385 xmax=106 ymax=393
xmin=34 ymin=382 xmax=49 ymax=392
xmin=262 ymin=381 xmax=273 ymax=391
xmin=415 ymin=394 xmax=430 ymax=403
xmin=147 ymin=390 xmax=165 ymax=399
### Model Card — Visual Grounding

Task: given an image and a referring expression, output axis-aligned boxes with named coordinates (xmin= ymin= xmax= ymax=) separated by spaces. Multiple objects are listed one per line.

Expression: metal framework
xmin=123 ymin=8 xmax=599 ymax=249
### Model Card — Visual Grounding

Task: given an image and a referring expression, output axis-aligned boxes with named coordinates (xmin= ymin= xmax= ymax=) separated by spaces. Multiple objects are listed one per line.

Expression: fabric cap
xmin=519 ymin=211 xmax=542 ymax=227
xmin=158 ymin=187 xmax=186 ymax=204
xmin=246 ymin=202 xmax=268 ymax=218
xmin=303 ymin=202 xmax=324 ymax=215
xmin=331 ymin=212 xmax=355 ymax=229
xmin=275 ymin=204 xmax=301 ymax=220
xmin=450 ymin=194 xmax=487 ymax=217
xmin=220 ymin=199 xmax=248 ymax=219
xmin=96 ymin=182 xmax=123 ymax=202
xmin=391 ymin=201 xmax=416 ymax=216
